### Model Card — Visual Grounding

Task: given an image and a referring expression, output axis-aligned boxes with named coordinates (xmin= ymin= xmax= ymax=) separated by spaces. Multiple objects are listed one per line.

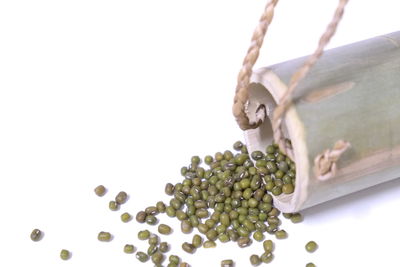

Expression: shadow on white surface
xmin=303 ymin=176 xmax=400 ymax=218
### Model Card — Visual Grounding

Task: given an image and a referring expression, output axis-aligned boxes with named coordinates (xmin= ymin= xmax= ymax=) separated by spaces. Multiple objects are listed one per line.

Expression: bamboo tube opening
xmin=244 ymin=70 xmax=310 ymax=212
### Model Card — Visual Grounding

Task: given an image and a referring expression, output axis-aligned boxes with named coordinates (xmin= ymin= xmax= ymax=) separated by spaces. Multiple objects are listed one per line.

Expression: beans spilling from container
xmin=31 ymin=140 xmax=320 ymax=266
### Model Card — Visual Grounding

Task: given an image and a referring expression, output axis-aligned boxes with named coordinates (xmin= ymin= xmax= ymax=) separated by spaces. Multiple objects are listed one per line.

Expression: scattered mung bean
xmin=136 ymin=251 xmax=149 ymax=262
xmin=158 ymin=224 xmax=172 ymax=235
xmin=97 ymin=231 xmax=112 ymax=242
xmin=203 ymin=240 xmax=217 ymax=248
xmin=136 ymin=211 xmax=146 ymax=223
xmin=124 ymin=244 xmax=135 ymax=254
xmin=159 ymin=242 xmax=170 ymax=253
xmin=182 ymin=242 xmax=196 ymax=254
xmin=121 ymin=212 xmax=132 ymax=223
xmin=275 ymin=230 xmax=288 ymax=239
xmin=30 ymin=229 xmax=42 ymax=242
xmin=169 ymin=255 xmax=180 ymax=264
xmin=305 ymin=241 xmax=318 ymax=253
xmin=250 ymin=254 xmax=261 ymax=266
xmin=60 ymin=249 xmax=71 ymax=260
xmin=260 ymin=252 xmax=274 ymax=263
xmin=138 ymin=230 xmax=150 ymax=240
xmin=109 ymin=200 xmax=119 ymax=211
xmin=115 ymin=191 xmax=128 ymax=204
xmin=221 ymin=259 xmax=234 ymax=267
xmin=94 ymin=185 xmax=106 ymax=196
xmin=237 ymin=236 xmax=252 ymax=248
xmin=263 ymin=240 xmax=274 ymax=252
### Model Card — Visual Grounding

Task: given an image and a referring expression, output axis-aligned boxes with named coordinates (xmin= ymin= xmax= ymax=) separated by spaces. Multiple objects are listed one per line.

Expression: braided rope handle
xmin=233 ymin=0 xmax=351 ymax=177
xmin=272 ymin=0 xmax=350 ymax=157
xmin=232 ymin=0 xmax=279 ymax=130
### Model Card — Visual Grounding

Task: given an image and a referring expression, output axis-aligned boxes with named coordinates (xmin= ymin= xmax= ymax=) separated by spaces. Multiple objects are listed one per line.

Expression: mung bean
xmin=121 ymin=212 xmax=132 ymax=223
xmin=260 ymin=252 xmax=274 ymax=263
xmin=136 ymin=251 xmax=149 ymax=262
xmin=165 ymin=183 xmax=174 ymax=195
xmin=263 ymin=240 xmax=274 ymax=252
xmin=136 ymin=211 xmax=146 ymax=223
xmin=148 ymin=234 xmax=159 ymax=245
xmin=237 ymin=236 xmax=252 ymax=248
xmin=94 ymin=185 xmax=106 ymax=196
xmin=192 ymin=234 xmax=203 ymax=248
xmin=30 ymin=229 xmax=42 ymax=242
xmin=147 ymin=244 xmax=158 ymax=255
xmin=115 ymin=191 xmax=128 ymax=204
xmin=124 ymin=244 xmax=135 ymax=254
xmin=250 ymin=254 xmax=261 ymax=266
xmin=145 ymin=215 xmax=158 ymax=225
xmin=290 ymin=213 xmax=303 ymax=223
xmin=221 ymin=259 xmax=234 ymax=267
xmin=158 ymin=224 xmax=172 ymax=235
xmin=97 ymin=231 xmax=112 ymax=241
xmin=60 ymin=249 xmax=71 ymax=260
xmin=109 ymin=200 xmax=119 ymax=211
xmin=305 ymin=241 xmax=318 ymax=253
xmin=182 ymin=242 xmax=195 ymax=254
xmin=181 ymin=220 xmax=193 ymax=234
xmin=138 ymin=230 xmax=150 ymax=240
xmin=159 ymin=241 xmax=170 ymax=253
xmin=203 ymin=240 xmax=217 ymax=248
xmin=169 ymin=255 xmax=180 ymax=264
xmin=275 ymin=230 xmax=288 ymax=239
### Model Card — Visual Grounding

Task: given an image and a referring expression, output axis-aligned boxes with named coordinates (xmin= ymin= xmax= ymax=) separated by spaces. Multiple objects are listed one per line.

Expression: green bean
xmin=165 ymin=183 xmax=174 ymax=195
xmin=182 ymin=242 xmax=195 ymax=254
xmin=169 ymin=255 xmax=180 ymax=264
xmin=136 ymin=211 xmax=146 ymax=223
xmin=60 ymin=249 xmax=71 ymax=260
xmin=221 ymin=259 xmax=234 ymax=267
xmin=138 ymin=230 xmax=150 ymax=240
xmin=305 ymin=241 xmax=318 ymax=253
xmin=136 ymin=251 xmax=149 ymax=262
xmin=156 ymin=224 xmax=171 ymax=236
xmin=203 ymin=240 xmax=216 ymax=248
xmin=123 ymin=244 xmax=135 ymax=254
xmin=237 ymin=236 xmax=252 ymax=248
xmin=115 ymin=191 xmax=128 ymax=204
xmin=121 ymin=212 xmax=132 ymax=223
xmin=181 ymin=220 xmax=193 ymax=234
xmin=290 ymin=213 xmax=303 ymax=223
xmin=260 ymin=252 xmax=274 ymax=263
xmin=94 ymin=185 xmax=106 ymax=196
xmin=159 ymin=242 xmax=170 ymax=253
xmin=253 ymin=230 xmax=265 ymax=241
xmin=97 ymin=231 xmax=112 ymax=241
xmin=275 ymin=230 xmax=288 ymax=239
xmin=263 ymin=240 xmax=274 ymax=252
xmin=250 ymin=254 xmax=261 ymax=266
xmin=147 ymin=244 xmax=158 ymax=256
xmin=192 ymin=234 xmax=203 ymax=248
xmin=30 ymin=229 xmax=42 ymax=242
xmin=109 ymin=200 xmax=119 ymax=211
xmin=151 ymin=251 xmax=164 ymax=264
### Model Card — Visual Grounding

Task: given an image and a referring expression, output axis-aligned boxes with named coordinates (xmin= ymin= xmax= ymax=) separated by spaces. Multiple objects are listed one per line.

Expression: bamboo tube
xmin=244 ymin=31 xmax=400 ymax=212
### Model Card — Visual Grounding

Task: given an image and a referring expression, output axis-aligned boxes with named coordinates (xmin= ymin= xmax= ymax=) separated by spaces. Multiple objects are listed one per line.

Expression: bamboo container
xmin=244 ymin=31 xmax=400 ymax=212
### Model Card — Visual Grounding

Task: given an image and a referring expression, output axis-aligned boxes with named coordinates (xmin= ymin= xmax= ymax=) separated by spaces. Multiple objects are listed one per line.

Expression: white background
xmin=1 ymin=1 xmax=399 ymax=266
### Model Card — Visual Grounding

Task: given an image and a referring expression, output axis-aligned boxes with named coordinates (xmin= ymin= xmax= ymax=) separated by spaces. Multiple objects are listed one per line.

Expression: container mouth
xmin=243 ymin=70 xmax=309 ymax=212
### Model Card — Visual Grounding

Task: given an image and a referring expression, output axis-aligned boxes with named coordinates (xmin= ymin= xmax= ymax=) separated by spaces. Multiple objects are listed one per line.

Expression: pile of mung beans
xmin=30 ymin=140 xmax=318 ymax=266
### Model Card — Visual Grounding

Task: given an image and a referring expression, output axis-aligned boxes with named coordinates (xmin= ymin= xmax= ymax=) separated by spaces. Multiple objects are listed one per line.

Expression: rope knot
xmin=314 ymin=140 xmax=351 ymax=180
